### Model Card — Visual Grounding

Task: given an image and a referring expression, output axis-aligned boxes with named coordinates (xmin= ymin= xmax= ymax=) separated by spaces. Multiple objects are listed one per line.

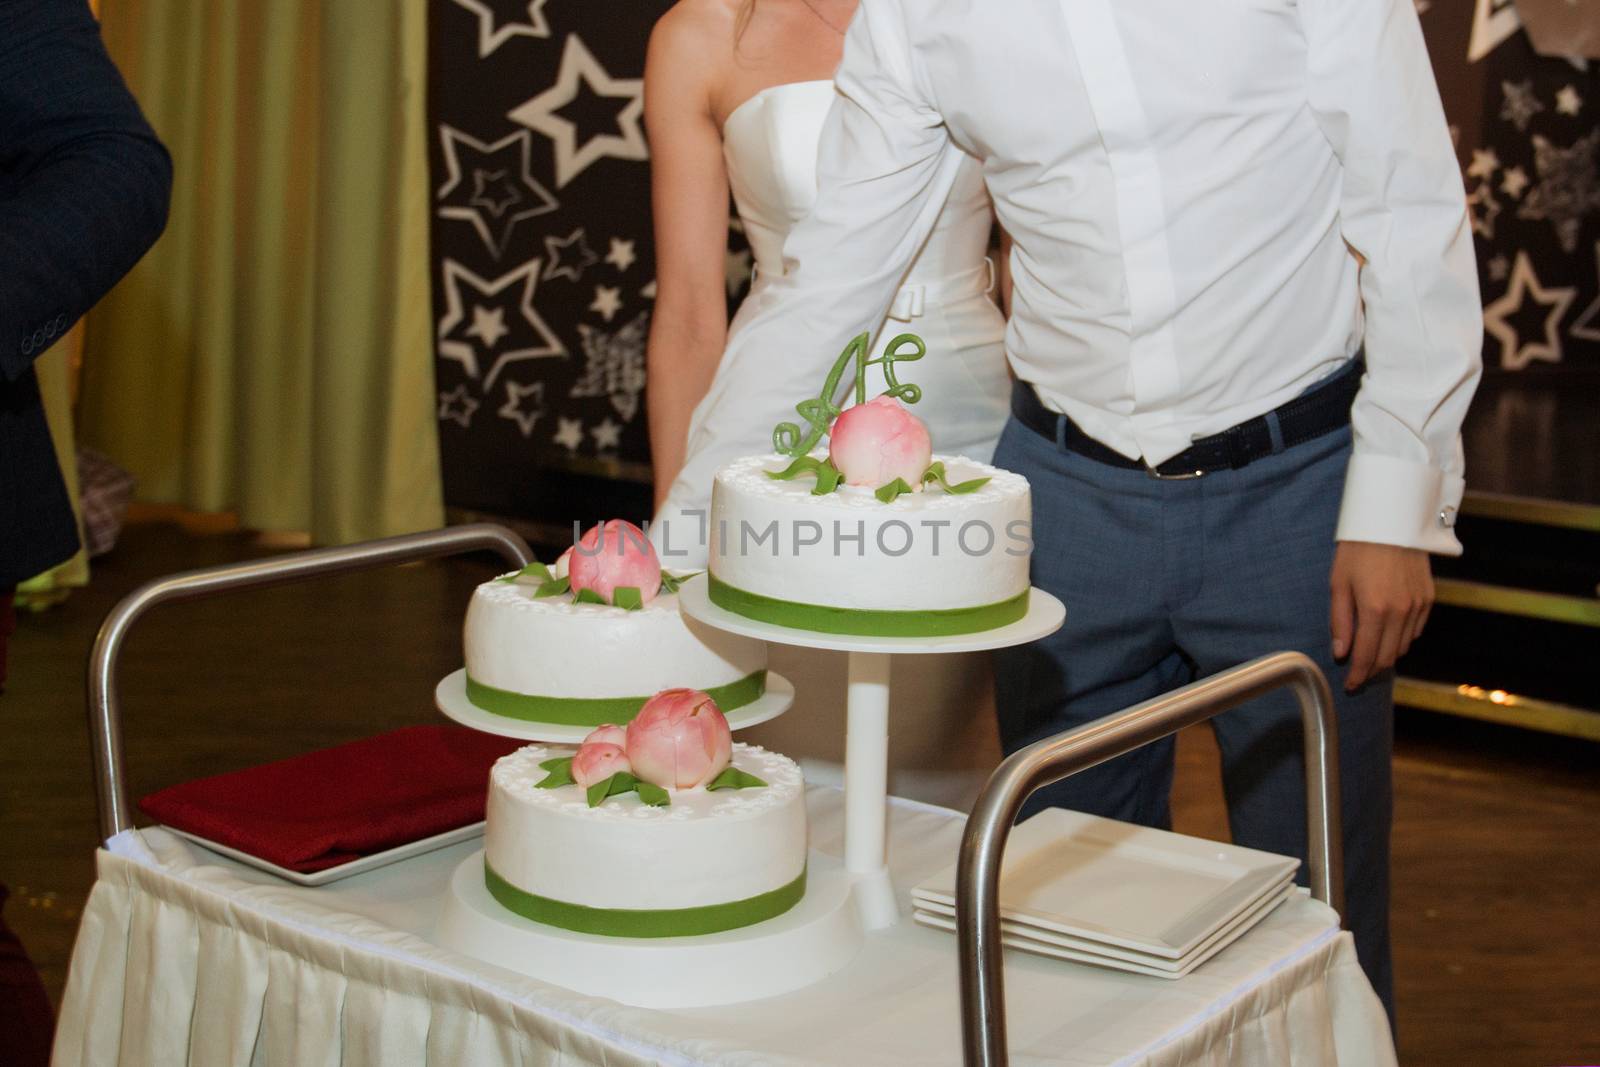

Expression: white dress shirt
xmin=692 ymin=0 xmax=1481 ymax=554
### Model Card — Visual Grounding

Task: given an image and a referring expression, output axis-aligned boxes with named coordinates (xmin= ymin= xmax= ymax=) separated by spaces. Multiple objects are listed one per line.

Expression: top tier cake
xmin=706 ymin=332 xmax=1032 ymax=637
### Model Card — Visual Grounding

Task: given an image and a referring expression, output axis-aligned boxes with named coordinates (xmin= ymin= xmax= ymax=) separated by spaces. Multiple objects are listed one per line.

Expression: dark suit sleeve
xmin=0 ymin=0 xmax=172 ymax=383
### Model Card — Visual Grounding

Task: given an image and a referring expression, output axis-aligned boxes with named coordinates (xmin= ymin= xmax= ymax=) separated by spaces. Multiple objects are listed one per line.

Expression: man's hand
xmin=1330 ymin=541 xmax=1434 ymax=691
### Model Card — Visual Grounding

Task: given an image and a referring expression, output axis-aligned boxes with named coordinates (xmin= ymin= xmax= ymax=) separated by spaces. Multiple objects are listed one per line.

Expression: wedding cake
xmin=707 ymin=333 xmax=1032 ymax=636
xmin=464 ymin=520 xmax=767 ymax=725
xmin=482 ymin=689 xmax=807 ymax=937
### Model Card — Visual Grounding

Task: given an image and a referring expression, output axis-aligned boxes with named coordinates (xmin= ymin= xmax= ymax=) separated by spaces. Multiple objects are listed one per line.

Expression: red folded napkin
xmin=138 ymin=725 xmax=525 ymax=872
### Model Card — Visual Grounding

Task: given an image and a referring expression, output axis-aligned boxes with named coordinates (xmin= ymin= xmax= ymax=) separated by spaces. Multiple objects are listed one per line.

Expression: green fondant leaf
xmin=573 ymin=587 xmax=608 ymax=606
xmin=537 ymin=758 xmax=575 ymax=789
xmin=498 ymin=561 xmax=552 ymax=585
xmin=706 ymin=767 xmax=768 ymax=791
xmin=612 ymin=586 xmax=643 ymax=610
xmin=657 ymin=570 xmax=702 ymax=595
xmin=812 ymin=459 xmax=843 ymax=495
xmin=586 ymin=771 xmax=648 ymax=807
xmin=766 ymin=455 xmax=824 ymax=481
xmin=920 ymin=461 xmax=990 ymax=496
xmin=945 ymin=476 xmax=992 ymax=494
xmin=766 ymin=454 xmax=843 ymax=495
xmin=533 ymin=575 xmax=571 ymax=598
xmin=874 ymin=477 xmax=914 ymax=503
xmin=635 ymin=781 xmax=671 ymax=806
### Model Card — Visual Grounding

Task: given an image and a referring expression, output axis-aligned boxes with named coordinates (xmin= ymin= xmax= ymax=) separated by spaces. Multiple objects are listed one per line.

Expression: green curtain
xmin=80 ymin=0 xmax=443 ymax=544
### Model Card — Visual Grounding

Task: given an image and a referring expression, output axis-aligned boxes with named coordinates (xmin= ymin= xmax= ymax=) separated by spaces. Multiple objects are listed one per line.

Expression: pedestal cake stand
xmin=678 ymin=577 xmax=1066 ymax=931
xmin=432 ymin=667 xmax=866 ymax=1008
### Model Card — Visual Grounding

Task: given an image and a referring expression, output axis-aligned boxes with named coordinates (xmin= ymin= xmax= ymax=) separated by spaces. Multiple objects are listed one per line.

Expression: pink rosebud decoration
xmin=625 ymin=688 xmax=733 ymax=790
xmin=828 ymin=395 xmax=932 ymax=489
xmin=567 ymin=519 xmax=662 ymax=604
xmin=571 ymin=742 xmax=631 ymax=788
xmin=582 ymin=723 xmax=627 ymax=749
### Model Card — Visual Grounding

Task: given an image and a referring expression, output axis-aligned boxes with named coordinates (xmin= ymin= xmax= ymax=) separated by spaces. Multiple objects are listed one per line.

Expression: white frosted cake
xmin=708 ymin=451 xmax=1032 ymax=636
xmin=703 ymin=332 xmax=1033 ymax=636
xmin=484 ymin=740 xmax=807 ymax=937
xmin=463 ymin=576 xmax=767 ymax=725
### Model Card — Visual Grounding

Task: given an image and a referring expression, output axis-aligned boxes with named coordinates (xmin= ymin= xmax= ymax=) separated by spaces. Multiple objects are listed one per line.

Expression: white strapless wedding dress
xmin=655 ymin=80 xmax=1011 ymax=562
xmin=656 ymin=81 xmax=1008 ymax=810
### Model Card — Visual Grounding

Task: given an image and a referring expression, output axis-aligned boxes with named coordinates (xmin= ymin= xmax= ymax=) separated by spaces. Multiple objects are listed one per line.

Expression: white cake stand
xmin=678 ymin=577 xmax=1065 ymax=931
xmin=434 ymin=668 xmax=795 ymax=743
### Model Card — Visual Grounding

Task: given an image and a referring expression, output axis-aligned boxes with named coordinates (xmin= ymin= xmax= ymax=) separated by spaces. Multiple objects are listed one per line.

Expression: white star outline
xmin=1568 ymin=241 xmax=1600 ymax=344
xmin=437 ymin=258 xmax=568 ymax=389
xmin=497 ymin=380 xmax=546 ymax=437
xmin=1466 ymin=181 xmax=1502 ymax=239
xmin=436 ymin=126 xmax=558 ymax=258
xmin=438 ymin=384 xmax=480 ymax=428
xmin=543 ymin=228 xmax=599 ymax=282
xmin=1483 ymin=252 xmax=1576 ymax=371
xmin=449 ymin=0 xmax=550 ymax=58
xmin=507 ymin=34 xmax=647 ymax=188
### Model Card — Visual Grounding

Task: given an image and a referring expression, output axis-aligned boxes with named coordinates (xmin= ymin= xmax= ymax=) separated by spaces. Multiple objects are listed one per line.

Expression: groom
xmin=701 ymin=0 xmax=1481 ymax=1020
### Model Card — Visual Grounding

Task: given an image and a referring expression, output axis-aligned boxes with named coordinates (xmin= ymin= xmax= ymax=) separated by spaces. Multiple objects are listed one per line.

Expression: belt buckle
xmin=1144 ymin=460 xmax=1205 ymax=481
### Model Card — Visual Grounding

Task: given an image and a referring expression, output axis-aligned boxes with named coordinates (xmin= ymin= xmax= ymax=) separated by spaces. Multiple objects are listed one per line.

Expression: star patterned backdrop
xmin=429 ymin=0 xmax=671 ymax=529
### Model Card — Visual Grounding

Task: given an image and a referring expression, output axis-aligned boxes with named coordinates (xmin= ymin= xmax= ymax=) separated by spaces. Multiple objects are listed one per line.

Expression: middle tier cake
xmin=463 ymin=519 xmax=767 ymax=725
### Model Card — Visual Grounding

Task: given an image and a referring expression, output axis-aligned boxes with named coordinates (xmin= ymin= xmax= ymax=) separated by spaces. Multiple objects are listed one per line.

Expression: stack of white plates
xmin=912 ymin=809 xmax=1302 ymax=978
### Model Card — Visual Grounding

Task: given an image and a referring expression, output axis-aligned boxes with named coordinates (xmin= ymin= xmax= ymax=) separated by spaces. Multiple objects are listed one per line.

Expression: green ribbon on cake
xmin=485 ymin=861 xmax=807 ymax=938
xmin=466 ymin=669 xmax=767 ymax=725
xmin=708 ymin=573 xmax=1029 ymax=637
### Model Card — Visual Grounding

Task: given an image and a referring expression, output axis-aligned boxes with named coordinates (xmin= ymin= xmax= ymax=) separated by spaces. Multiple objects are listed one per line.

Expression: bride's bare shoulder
xmin=650 ymin=0 xmax=740 ymax=63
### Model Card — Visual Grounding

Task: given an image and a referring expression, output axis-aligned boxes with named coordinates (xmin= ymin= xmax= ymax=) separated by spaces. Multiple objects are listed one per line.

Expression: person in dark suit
xmin=1 ymin=1 xmax=170 ymax=1062
xmin=0 ymin=0 xmax=170 ymax=668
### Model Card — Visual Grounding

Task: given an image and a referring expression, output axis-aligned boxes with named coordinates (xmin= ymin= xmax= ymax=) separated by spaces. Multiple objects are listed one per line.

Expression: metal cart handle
xmin=86 ymin=523 xmax=534 ymax=844
xmin=957 ymin=651 xmax=1344 ymax=1066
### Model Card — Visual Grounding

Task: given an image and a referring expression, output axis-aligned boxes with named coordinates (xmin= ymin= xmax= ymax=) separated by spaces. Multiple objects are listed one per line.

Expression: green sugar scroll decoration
xmin=771 ymin=332 xmax=926 ymax=457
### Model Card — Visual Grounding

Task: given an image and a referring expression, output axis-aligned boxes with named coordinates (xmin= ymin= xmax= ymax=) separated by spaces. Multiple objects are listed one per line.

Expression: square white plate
xmin=913 ymin=808 xmax=1299 ymax=958
xmin=165 ymin=822 xmax=486 ymax=886
xmin=915 ymin=880 xmax=1298 ymax=975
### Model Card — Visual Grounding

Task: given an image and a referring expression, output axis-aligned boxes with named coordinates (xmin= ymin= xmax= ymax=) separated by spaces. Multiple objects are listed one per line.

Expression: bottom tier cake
xmin=483 ymin=741 xmax=808 ymax=938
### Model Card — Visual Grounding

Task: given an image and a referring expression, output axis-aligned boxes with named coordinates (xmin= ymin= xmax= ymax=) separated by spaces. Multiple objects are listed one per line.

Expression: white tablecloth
xmin=52 ymin=790 xmax=1394 ymax=1066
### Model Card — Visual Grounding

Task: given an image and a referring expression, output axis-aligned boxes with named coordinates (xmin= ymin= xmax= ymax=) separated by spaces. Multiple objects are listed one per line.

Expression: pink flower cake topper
xmin=570 ymin=742 xmax=631 ymax=788
xmin=568 ymin=519 xmax=662 ymax=605
xmin=828 ymin=395 xmax=933 ymax=489
xmin=625 ymin=688 xmax=733 ymax=790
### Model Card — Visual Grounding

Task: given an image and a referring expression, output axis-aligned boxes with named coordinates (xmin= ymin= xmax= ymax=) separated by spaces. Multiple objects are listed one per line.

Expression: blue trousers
xmin=992 ymin=414 xmax=1395 ymax=1020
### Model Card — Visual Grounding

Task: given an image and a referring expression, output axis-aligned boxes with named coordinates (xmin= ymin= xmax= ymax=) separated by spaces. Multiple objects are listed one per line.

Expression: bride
xmin=643 ymin=0 xmax=1010 ymax=533
xmin=642 ymin=0 xmax=1012 ymax=805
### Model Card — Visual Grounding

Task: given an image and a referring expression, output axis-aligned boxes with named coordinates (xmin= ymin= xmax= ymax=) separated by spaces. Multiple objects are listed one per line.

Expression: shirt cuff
xmin=1336 ymin=452 xmax=1464 ymax=556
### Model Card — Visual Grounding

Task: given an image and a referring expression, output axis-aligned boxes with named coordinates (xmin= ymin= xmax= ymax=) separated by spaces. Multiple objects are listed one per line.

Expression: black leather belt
xmin=1011 ymin=358 xmax=1362 ymax=479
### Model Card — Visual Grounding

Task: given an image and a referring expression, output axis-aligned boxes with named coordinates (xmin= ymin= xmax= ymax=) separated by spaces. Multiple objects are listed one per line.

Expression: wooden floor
xmin=3 ymin=522 xmax=1596 ymax=1066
